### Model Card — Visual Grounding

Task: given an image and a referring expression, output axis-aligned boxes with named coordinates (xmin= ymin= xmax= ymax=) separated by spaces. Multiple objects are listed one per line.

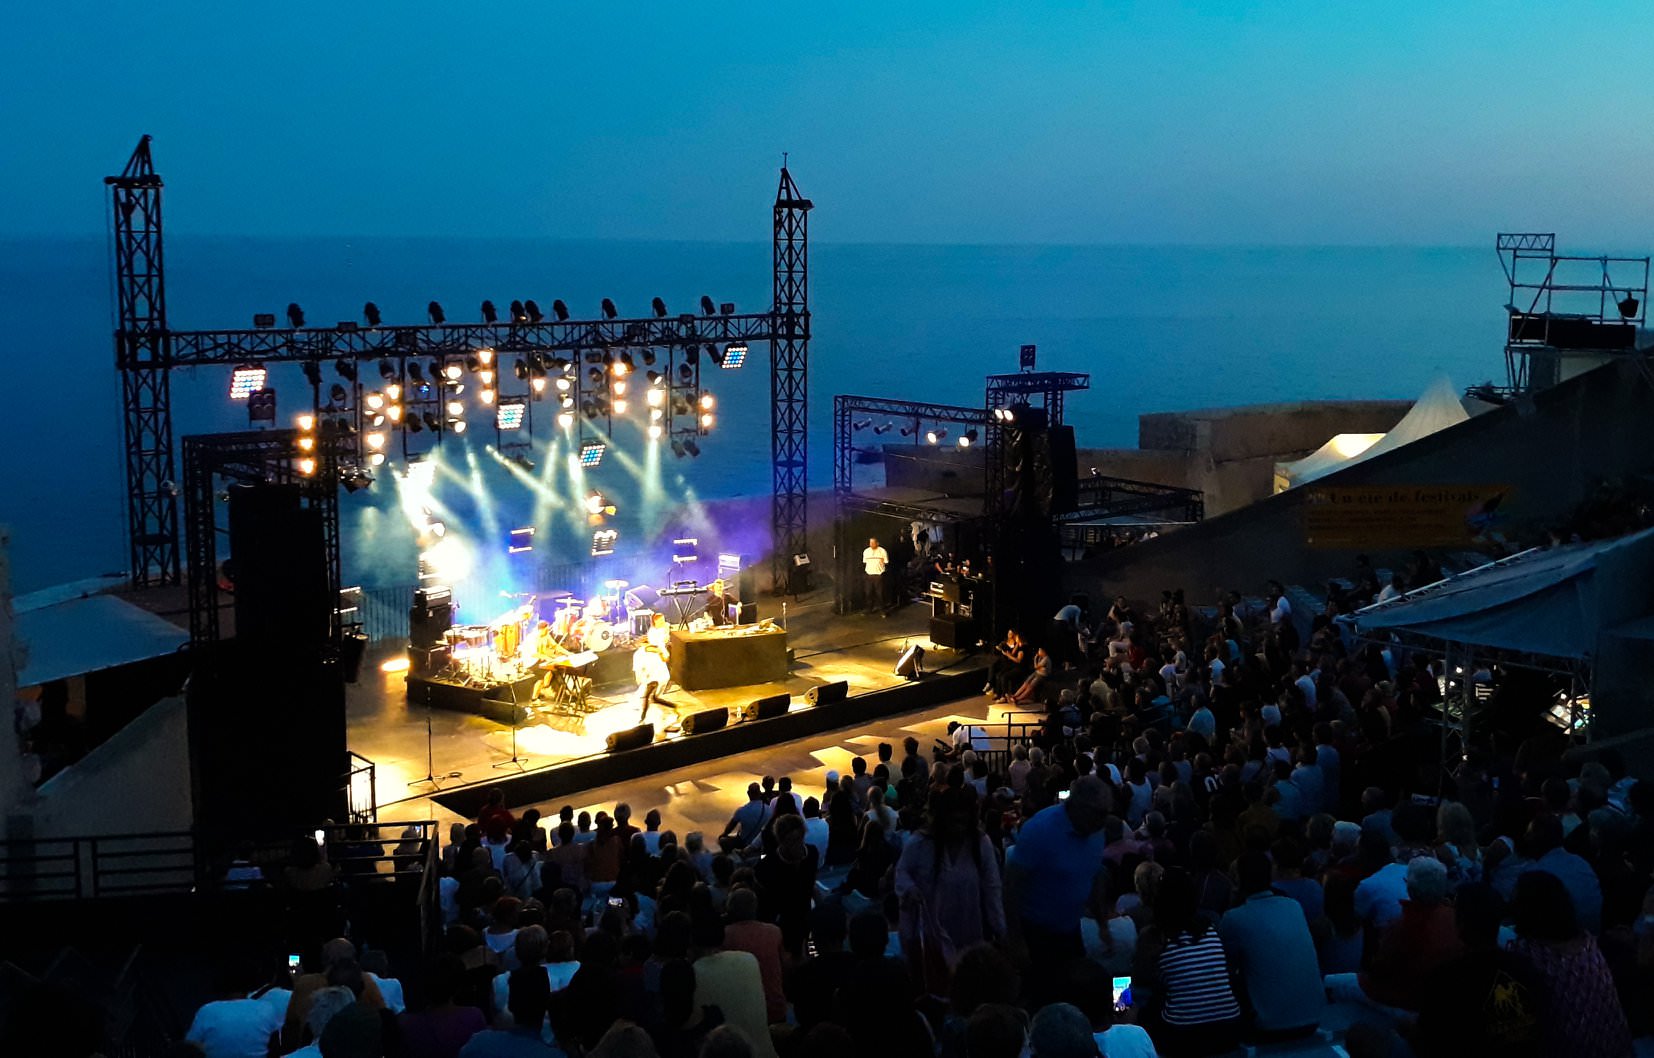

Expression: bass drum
xmin=583 ymin=624 xmax=614 ymax=654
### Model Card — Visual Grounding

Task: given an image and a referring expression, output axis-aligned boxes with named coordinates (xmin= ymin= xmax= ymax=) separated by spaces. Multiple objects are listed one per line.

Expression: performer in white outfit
xmin=633 ymin=613 xmax=674 ymax=728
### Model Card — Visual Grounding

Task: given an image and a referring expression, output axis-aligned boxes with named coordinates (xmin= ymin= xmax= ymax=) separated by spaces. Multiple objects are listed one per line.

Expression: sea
xmin=0 ymin=237 xmax=1512 ymax=597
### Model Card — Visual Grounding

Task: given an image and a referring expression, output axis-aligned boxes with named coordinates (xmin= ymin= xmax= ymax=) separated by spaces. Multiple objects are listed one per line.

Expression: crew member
xmin=633 ymin=614 xmax=676 ymax=730
xmin=705 ymin=579 xmax=739 ymax=627
xmin=862 ymin=536 xmax=889 ymax=616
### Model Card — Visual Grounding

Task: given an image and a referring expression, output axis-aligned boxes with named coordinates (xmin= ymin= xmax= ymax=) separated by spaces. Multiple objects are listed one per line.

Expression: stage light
xmin=388 ymin=404 xmax=403 ymax=423
xmin=302 ymin=361 xmax=323 ymax=387
xmin=496 ymin=401 xmax=527 ymax=430
xmin=721 ymin=342 xmax=748 ymax=369
xmin=700 ymin=412 xmax=715 ymax=429
xmin=286 ymin=303 xmax=305 ymax=328
xmin=229 ymin=364 xmax=266 ymax=400
xmin=900 ymin=426 xmax=918 ymax=437
xmin=368 ymin=452 xmax=386 ymax=468
xmin=683 ymin=438 xmax=700 ymax=457
xmin=926 ymin=428 xmax=947 ymax=444
xmin=408 ymin=415 xmax=424 ymax=434
xmin=428 ymin=301 xmax=445 ymax=325
xmin=423 ymin=412 xmax=441 ymax=432
xmin=481 ymin=299 xmax=498 ymax=324
xmin=297 ymin=413 xmax=316 ymax=432
xmin=554 ymin=376 xmax=571 ymax=394
xmin=380 ymin=656 xmax=410 ymax=674
xmin=451 ymin=419 xmax=468 ymax=434
xmin=364 ymin=391 xmax=386 ymax=412
xmin=329 ymin=383 xmax=350 ymax=407
xmin=958 ymin=429 xmax=978 ymax=447
xmin=619 ymin=350 xmax=635 ymax=371
xmin=612 ymin=361 xmax=630 ymax=378
xmin=684 ymin=346 xmax=700 ymax=365
xmin=671 ymin=394 xmax=693 ymax=416
xmin=509 ymin=299 xmax=526 ymax=323
xmin=700 ymin=295 xmax=716 ymax=315
xmin=446 ymin=399 xmax=464 ymax=417
xmin=557 ymin=411 xmax=575 ymax=429
xmin=591 ymin=529 xmax=618 ymax=556
xmin=374 ymin=358 xmax=394 ymax=382
xmin=385 ymin=383 xmax=401 ymax=401
xmin=480 ymin=388 xmax=496 ymax=408
xmin=513 ymin=358 xmax=529 ymax=381
xmin=363 ymin=302 xmax=382 ymax=327
xmin=408 ymin=362 xmax=425 ymax=384
xmin=298 ymin=456 xmax=317 ymax=476
xmin=612 ymin=380 xmax=628 ymax=397
xmin=552 ymin=299 xmax=570 ymax=321
xmin=253 ymin=313 xmax=276 ymax=329
xmin=671 ymin=439 xmax=686 ymax=458
xmin=699 ymin=393 xmax=716 ymax=411
xmin=524 ymin=299 xmax=543 ymax=322
xmin=585 ymin=490 xmax=614 ymax=516
xmin=587 ymin=367 xmax=604 ymax=385
xmin=365 ymin=431 xmax=387 ymax=452
xmin=613 ymin=399 xmax=629 ymax=415
xmin=582 ymin=401 xmax=600 ymax=420
xmin=336 ymin=360 xmax=358 ymax=382
xmin=853 ymin=418 xmax=871 ymax=431
xmin=642 ymin=349 xmax=657 ymax=366
xmin=443 ymin=363 xmax=463 ymax=382
xmin=601 ymin=298 xmax=618 ymax=319
xmin=580 ymin=440 xmax=607 ymax=467
xmin=532 ymin=377 xmax=549 ymax=394
xmin=479 ymin=369 xmax=495 ymax=386
xmin=678 ymin=363 xmax=695 ymax=383
xmin=298 ymin=435 xmax=315 ymax=453
xmin=1621 ymin=295 xmax=1640 ymax=319
xmin=652 ymin=297 xmax=668 ymax=318
xmin=874 ymin=423 xmax=894 ymax=434
xmin=647 ymin=423 xmax=663 ymax=440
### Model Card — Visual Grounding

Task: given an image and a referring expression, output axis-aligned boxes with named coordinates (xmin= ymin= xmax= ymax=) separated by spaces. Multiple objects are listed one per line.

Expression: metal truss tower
xmin=107 ymin=136 xmax=180 ymax=586
xmin=771 ymin=166 xmax=813 ymax=593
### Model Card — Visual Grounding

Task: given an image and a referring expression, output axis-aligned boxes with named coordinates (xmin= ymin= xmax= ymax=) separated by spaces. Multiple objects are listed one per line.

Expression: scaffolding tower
xmin=1497 ymin=232 xmax=1649 ymax=394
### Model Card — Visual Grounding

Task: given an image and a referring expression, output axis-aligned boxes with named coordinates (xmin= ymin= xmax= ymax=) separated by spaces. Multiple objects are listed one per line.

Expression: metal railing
xmin=346 ymin=753 xmax=378 ymax=823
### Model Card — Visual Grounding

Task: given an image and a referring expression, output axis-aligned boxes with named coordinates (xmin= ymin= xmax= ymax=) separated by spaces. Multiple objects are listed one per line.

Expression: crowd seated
xmin=169 ymin=575 xmax=1654 ymax=1058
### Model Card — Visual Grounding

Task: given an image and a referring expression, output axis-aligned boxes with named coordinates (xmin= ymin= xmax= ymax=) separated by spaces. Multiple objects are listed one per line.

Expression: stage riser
xmin=433 ymin=668 xmax=982 ymax=816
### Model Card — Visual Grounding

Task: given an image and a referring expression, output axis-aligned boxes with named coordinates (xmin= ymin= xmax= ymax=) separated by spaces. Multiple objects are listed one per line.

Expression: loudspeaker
xmin=340 ymin=631 xmax=367 ymax=683
xmin=409 ymin=644 xmax=449 ymax=676
xmin=741 ymin=693 xmax=790 ymax=722
xmin=682 ymin=707 xmax=729 ymax=735
xmin=805 ymin=680 xmax=849 ymax=706
xmin=625 ymin=584 xmax=661 ymax=611
xmin=1047 ymin=425 xmax=1078 ymax=515
xmin=930 ymin=614 xmax=976 ymax=649
xmin=228 ymin=483 xmax=329 ymax=650
xmin=605 ymin=723 xmax=655 ymax=753
xmin=409 ymin=602 xmax=453 ymax=648
xmin=895 ymin=643 xmax=925 ymax=679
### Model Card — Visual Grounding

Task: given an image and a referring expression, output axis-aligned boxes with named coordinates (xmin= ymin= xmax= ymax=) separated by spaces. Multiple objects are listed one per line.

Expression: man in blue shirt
xmin=460 ymin=970 xmax=562 ymax=1056
xmin=1006 ymin=775 xmax=1111 ymax=1004
xmin=1218 ymin=851 xmax=1324 ymax=1039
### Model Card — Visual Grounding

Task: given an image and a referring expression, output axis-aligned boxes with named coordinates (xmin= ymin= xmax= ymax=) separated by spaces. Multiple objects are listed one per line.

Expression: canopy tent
xmin=15 ymin=593 xmax=188 ymax=688
xmin=1274 ymin=376 xmax=1472 ymax=492
xmin=1344 ymin=526 xmax=1654 ymax=661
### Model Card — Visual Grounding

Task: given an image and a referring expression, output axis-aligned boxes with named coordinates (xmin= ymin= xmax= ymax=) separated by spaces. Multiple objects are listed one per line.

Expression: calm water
xmin=0 ymin=236 xmax=1510 ymax=594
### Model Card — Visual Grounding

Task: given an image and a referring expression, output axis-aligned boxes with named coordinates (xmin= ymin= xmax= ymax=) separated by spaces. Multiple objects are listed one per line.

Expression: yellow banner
xmin=1302 ymin=485 xmax=1511 ymax=549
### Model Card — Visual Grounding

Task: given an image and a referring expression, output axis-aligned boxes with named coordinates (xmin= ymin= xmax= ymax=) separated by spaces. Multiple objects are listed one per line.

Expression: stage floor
xmin=351 ymin=597 xmax=984 ymax=812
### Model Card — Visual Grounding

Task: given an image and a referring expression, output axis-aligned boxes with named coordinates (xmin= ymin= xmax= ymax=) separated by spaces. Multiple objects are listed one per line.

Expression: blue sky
xmin=3 ymin=1 xmax=1651 ymax=244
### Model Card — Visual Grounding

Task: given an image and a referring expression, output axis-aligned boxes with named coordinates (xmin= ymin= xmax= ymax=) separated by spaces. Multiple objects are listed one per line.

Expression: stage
xmin=350 ymin=595 xmax=987 ymax=813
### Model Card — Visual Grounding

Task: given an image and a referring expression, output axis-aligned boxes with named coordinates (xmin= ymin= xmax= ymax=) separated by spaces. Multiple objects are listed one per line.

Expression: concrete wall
xmin=1138 ymin=400 xmax=1412 ymax=460
xmin=25 ymin=693 xmax=194 ymax=837
xmin=1072 ymin=360 xmax=1654 ymax=607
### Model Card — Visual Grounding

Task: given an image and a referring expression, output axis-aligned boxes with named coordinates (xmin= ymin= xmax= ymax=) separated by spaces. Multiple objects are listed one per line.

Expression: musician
xmin=531 ymin=620 xmax=571 ymax=700
xmin=704 ymin=579 xmax=739 ymax=627
xmin=633 ymin=613 xmax=676 ymax=728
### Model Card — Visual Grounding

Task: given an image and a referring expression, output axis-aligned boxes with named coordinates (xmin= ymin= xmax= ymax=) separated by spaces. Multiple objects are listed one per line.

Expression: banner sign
xmin=1303 ymin=485 xmax=1511 ymax=549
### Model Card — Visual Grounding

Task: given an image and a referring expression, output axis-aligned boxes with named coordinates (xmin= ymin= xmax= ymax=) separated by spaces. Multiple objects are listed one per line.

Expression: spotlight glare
xmin=646 ymin=388 xmax=665 ymax=408
xmin=364 ymin=392 xmax=385 ymax=412
xmin=296 ymin=413 xmax=316 ymax=432
xmin=532 ymin=377 xmax=548 ymax=393
xmin=555 ymin=377 xmax=571 ymax=392
xmin=479 ymin=369 xmax=495 ymax=386
xmin=700 ymin=412 xmax=715 ymax=429
xmin=612 ymin=399 xmax=628 ymax=415
xmin=388 ymin=404 xmax=403 ymax=422
xmin=443 ymin=363 xmax=463 ymax=381
xmin=647 ymin=423 xmax=663 ymax=440
xmin=369 ymin=452 xmax=386 ymax=467
xmin=612 ymin=380 xmax=627 ymax=396
xmin=699 ymin=392 xmax=715 ymax=410
xmin=451 ymin=419 xmax=467 ymax=434
xmin=480 ymin=387 xmax=496 ymax=405
xmin=557 ymin=411 xmax=575 ymax=430
xmin=579 ymin=440 xmax=607 ymax=467
xmin=229 ymin=364 xmax=267 ymax=400
xmin=384 ymin=383 xmax=401 ymax=400
xmin=298 ymin=457 xmax=317 ymax=476
xmin=365 ymin=431 xmax=387 ymax=451
xmin=446 ymin=400 xmax=464 ymax=417
xmin=298 ymin=436 xmax=315 ymax=452
xmin=477 ymin=348 xmax=495 ymax=365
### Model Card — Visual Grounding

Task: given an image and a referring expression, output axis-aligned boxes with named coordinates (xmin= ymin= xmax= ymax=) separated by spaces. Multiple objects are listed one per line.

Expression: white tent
xmin=1274 ymin=376 xmax=1471 ymax=491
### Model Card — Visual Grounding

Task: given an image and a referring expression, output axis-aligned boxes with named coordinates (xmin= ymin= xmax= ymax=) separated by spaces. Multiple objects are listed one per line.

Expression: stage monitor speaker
xmin=409 ymin=644 xmax=449 ymax=676
xmin=606 ymin=723 xmax=655 ymax=753
xmin=805 ymin=680 xmax=849 ymax=706
xmin=625 ymin=584 xmax=661 ymax=611
xmin=895 ymin=643 xmax=925 ymax=679
xmin=682 ymin=707 xmax=729 ymax=735
xmin=930 ymin=614 xmax=976 ymax=649
xmin=741 ymin=693 xmax=790 ymax=723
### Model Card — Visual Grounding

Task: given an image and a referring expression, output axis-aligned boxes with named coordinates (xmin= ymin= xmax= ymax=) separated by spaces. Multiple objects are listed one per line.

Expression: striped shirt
xmin=1158 ymin=928 xmax=1240 ymax=1026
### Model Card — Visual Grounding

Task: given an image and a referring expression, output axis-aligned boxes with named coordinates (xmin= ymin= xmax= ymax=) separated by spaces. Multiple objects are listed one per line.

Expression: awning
xmin=1344 ymin=526 xmax=1654 ymax=659
xmin=1275 ymin=376 xmax=1471 ymax=491
xmin=15 ymin=594 xmax=187 ymax=687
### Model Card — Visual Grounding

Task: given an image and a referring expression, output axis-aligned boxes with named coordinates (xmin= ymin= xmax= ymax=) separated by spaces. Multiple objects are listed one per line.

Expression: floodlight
xmin=700 ymin=295 xmax=716 ymax=315
xmin=552 ymin=299 xmax=569 ymax=321
xmin=699 ymin=412 xmax=715 ymax=430
xmin=365 ymin=431 xmax=387 ymax=451
xmin=496 ymin=400 xmax=527 ymax=430
xmin=363 ymin=302 xmax=382 ymax=327
xmin=926 ymin=428 xmax=947 ymax=444
xmin=699 ymin=393 xmax=716 ymax=411
xmin=509 ymin=299 xmax=527 ymax=323
xmin=427 ymin=301 xmax=445 ymax=324
xmin=958 ymin=429 xmax=978 ymax=447
xmin=481 ymin=299 xmax=498 ymax=324
xmin=651 ymin=297 xmax=667 ymax=318
xmin=556 ymin=411 xmax=575 ymax=429
xmin=286 ymin=303 xmax=305 ymax=328
xmin=446 ymin=399 xmax=464 ymax=416
xmin=601 ymin=298 xmax=618 ymax=319
xmin=682 ymin=438 xmax=700 ymax=457
xmin=364 ymin=392 xmax=385 ymax=412
xmin=579 ymin=440 xmax=606 ymax=467
xmin=721 ymin=342 xmax=748 ymax=368
xmin=230 ymin=365 xmax=266 ymax=400
xmin=524 ymin=299 xmax=543 ymax=322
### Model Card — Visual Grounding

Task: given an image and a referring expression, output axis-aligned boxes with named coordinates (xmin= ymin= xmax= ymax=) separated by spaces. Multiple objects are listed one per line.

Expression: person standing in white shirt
xmin=862 ymin=537 xmax=890 ymax=616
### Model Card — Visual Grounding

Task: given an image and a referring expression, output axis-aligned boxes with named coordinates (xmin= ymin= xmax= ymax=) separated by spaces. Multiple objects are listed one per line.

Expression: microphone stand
xmin=492 ymin=682 xmax=527 ymax=772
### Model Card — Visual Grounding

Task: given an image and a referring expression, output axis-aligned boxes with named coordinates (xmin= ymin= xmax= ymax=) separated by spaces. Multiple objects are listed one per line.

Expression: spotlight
xmin=700 ymin=295 xmax=716 ymax=316
xmin=647 ymin=423 xmax=663 ymax=440
xmin=407 ymin=362 xmax=425 ymax=384
xmin=524 ymin=299 xmax=543 ymax=322
xmin=646 ymin=387 xmax=666 ymax=408
xmin=509 ymin=300 xmax=527 ymax=323
xmin=684 ymin=346 xmax=700 ymax=365
xmin=678 ymin=363 xmax=695 ymax=383
xmin=329 ymin=383 xmax=350 ymax=407
xmin=958 ymin=429 xmax=979 ymax=447
xmin=408 ymin=416 xmax=424 ymax=434
xmin=286 ymin=303 xmax=305 ymax=328
xmin=496 ymin=400 xmax=527 ymax=430
xmin=874 ymin=423 xmax=894 ymax=435
xmin=582 ymin=401 xmax=600 ymax=420
xmin=446 ymin=399 xmax=464 ymax=416
xmin=481 ymin=299 xmax=498 ymax=324
xmin=388 ymin=404 xmax=403 ymax=422
xmin=336 ymin=360 xmax=358 ymax=382
xmin=651 ymin=297 xmax=668 ymax=318
xmin=699 ymin=393 xmax=716 ymax=411
xmin=365 ymin=431 xmax=387 ymax=451
xmin=642 ymin=349 xmax=657 ymax=366
xmin=901 ymin=426 xmax=918 ymax=437
xmin=1621 ymin=294 xmax=1641 ymax=319
xmin=368 ymin=452 xmax=386 ymax=468
xmin=302 ymin=361 xmax=322 ymax=387
xmin=612 ymin=380 xmax=628 ymax=397
xmin=297 ymin=435 xmax=315 ymax=453
xmin=378 ymin=358 xmax=396 ymax=381
xmin=480 ymin=387 xmax=496 ymax=405
xmin=579 ymin=440 xmax=606 ymax=467
xmin=853 ymin=418 xmax=871 ymax=431
xmin=552 ymin=299 xmax=570 ymax=321
xmin=423 ymin=412 xmax=441 ymax=432
xmin=601 ymin=298 xmax=618 ymax=320
xmin=253 ymin=313 xmax=276 ymax=329
xmin=619 ymin=351 xmax=635 ymax=370
xmin=613 ymin=399 xmax=629 ymax=415
xmin=248 ymin=388 xmax=276 ymax=423
xmin=683 ymin=438 xmax=700 ymax=457
xmin=364 ymin=392 xmax=386 ymax=412
xmin=444 ymin=362 xmax=464 ymax=382
xmin=451 ymin=419 xmax=468 ymax=434
xmin=229 ymin=364 xmax=266 ymax=400
xmin=720 ymin=342 xmax=748 ymax=369
xmin=588 ymin=367 xmax=604 ymax=384
xmin=671 ymin=439 xmax=687 ymax=458
xmin=298 ymin=457 xmax=317 ymax=476
xmin=591 ymin=529 xmax=618 ymax=557
xmin=427 ymin=301 xmax=445 ymax=325
xmin=926 ymin=428 xmax=947 ymax=444
xmin=479 ymin=369 xmax=495 ymax=385
xmin=296 ymin=413 xmax=316 ymax=432
xmin=700 ymin=412 xmax=715 ymax=430
xmin=553 ymin=376 xmax=569 ymax=393
xmin=585 ymin=490 xmax=614 ymax=516
xmin=363 ymin=302 xmax=382 ymax=327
